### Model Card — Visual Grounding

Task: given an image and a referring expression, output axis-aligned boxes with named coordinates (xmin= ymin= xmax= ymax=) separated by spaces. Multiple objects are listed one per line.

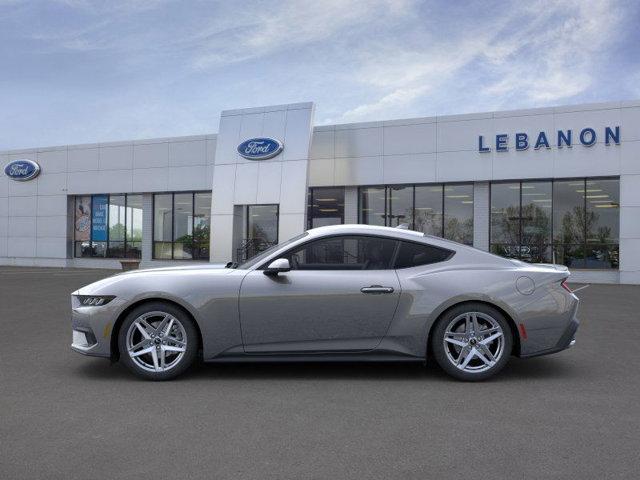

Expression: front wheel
xmin=431 ymin=303 xmax=513 ymax=381
xmin=118 ymin=302 xmax=198 ymax=380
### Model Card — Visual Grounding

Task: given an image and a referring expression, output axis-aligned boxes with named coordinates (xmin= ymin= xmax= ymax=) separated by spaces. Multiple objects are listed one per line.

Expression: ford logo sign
xmin=237 ymin=137 xmax=283 ymax=160
xmin=4 ymin=159 xmax=41 ymax=181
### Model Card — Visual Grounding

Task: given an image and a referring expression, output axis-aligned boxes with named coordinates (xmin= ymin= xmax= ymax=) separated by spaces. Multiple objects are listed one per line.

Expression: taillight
xmin=560 ymin=279 xmax=572 ymax=293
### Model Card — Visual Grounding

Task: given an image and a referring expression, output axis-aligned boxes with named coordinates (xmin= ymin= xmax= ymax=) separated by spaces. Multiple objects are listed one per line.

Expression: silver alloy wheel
xmin=443 ymin=311 xmax=505 ymax=373
xmin=125 ymin=311 xmax=187 ymax=373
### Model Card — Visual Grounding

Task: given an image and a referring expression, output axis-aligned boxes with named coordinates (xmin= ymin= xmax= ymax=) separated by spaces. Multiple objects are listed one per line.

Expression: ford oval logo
xmin=237 ymin=137 xmax=283 ymax=160
xmin=4 ymin=159 xmax=41 ymax=181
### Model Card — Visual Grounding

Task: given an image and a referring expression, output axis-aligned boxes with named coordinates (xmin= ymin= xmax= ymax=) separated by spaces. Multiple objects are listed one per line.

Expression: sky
xmin=0 ymin=0 xmax=639 ymax=150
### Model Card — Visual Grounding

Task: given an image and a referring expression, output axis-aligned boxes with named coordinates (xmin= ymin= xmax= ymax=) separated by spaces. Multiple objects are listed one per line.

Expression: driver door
xmin=238 ymin=235 xmax=401 ymax=353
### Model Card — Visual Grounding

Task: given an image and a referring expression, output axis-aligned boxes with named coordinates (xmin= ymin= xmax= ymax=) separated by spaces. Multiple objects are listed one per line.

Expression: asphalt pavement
xmin=1 ymin=267 xmax=639 ymax=479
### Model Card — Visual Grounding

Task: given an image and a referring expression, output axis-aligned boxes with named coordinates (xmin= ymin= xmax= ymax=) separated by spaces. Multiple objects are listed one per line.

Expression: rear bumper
xmin=520 ymin=317 xmax=579 ymax=358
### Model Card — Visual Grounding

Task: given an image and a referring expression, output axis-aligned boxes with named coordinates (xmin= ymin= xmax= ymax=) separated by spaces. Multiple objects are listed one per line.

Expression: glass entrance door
xmin=240 ymin=204 xmax=279 ymax=262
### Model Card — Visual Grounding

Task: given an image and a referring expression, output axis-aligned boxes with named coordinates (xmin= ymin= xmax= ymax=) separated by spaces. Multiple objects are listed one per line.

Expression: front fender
xmin=74 ymin=268 xmax=247 ymax=361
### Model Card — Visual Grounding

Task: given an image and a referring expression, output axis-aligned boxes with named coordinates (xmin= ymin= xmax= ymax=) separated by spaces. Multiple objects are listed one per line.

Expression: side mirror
xmin=264 ymin=258 xmax=291 ymax=275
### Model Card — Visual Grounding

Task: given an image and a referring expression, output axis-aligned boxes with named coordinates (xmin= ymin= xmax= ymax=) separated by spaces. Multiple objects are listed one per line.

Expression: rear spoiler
xmin=510 ymin=259 xmax=570 ymax=273
xmin=536 ymin=263 xmax=569 ymax=272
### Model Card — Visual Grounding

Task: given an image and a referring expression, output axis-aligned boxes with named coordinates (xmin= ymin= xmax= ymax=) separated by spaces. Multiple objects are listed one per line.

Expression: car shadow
xmin=72 ymin=355 xmax=582 ymax=383
xmin=500 ymin=355 xmax=583 ymax=380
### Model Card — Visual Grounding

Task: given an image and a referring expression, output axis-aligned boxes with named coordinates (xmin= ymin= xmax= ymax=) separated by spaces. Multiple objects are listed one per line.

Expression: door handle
xmin=361 ymin=285 xmax=394 ymax=294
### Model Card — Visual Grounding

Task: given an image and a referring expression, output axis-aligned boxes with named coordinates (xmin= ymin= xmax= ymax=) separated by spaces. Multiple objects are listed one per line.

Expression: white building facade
xmin=1 ymin=100 xmax=639 ymax=284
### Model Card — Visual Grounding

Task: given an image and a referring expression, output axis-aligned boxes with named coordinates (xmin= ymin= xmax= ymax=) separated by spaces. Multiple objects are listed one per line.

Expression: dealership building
xmin=1 ymin=100 xmax=639 ymax=284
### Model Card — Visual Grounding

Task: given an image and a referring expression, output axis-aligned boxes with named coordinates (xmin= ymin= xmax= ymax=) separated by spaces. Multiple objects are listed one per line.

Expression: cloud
xmin=0 ymin=0 xmax=635 ymax=149
xmin=337 ymin=36 xmax=494 ymax=121
xmin=481 ymin=0 xmax=622 ymax=104
xmin=191 ymin=0 xmax=415 ymax=69
xmin=339 ymin=85 xmax=429 ymax=121
xmin=334 ymin=0 xmax=627 ymax=123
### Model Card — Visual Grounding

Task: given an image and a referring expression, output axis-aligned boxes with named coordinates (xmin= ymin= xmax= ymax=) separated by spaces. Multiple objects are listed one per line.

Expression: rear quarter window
xmin=394 ymin=241 xmax=454 ymax=269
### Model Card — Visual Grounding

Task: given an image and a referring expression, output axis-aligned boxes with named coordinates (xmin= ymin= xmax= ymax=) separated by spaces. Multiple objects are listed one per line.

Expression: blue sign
xmin=91 ymin=195 xmax=108 ymax=242
xmin=237 ymin=138 xmax=283 ymax=160
xmin=478 ymin=126 xmax=620 ymax=152
xmin=4 ymin=159 xmax=41 ymax=181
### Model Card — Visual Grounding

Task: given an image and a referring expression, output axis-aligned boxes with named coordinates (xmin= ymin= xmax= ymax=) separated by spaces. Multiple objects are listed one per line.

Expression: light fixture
xmin=585 ymin=195 xmax=609 ymax=199
xmin=76 ymin=295 xmax=115 ymax=307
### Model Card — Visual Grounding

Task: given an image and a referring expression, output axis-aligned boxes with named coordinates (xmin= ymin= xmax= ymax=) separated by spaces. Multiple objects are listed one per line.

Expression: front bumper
xmin=71 ymin=296 xmax=126 ymax=358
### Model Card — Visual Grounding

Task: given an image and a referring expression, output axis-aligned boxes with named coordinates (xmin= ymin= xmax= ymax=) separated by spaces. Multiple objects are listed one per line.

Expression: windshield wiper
xmin=225 ymin=262 xmax=238 ymax=269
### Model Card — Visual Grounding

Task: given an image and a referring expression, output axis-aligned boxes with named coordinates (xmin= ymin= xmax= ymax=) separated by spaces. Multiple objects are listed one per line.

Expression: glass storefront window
xmin=307 ymin=187 xmax=345 ymax=229
xmin=553 ymin=180 xmax=585 ymax=245
xmin=444 ymin=184 xmax=474 ymax=245
xmin=173 ymin=193 xmax=193 ymax=260
xmin=153 ymin=194 xmax=173 ymax=259
xmin=586 ymin=178 xmax=619 ymax=244
xmin=520 ymin=181 xmax=552 ymax=263
xmin=247 ymin=205 xmax=279 ymax=246
xmin=359 ymin=187 xmax=386 ymax=226
xmin=126 ymin=195 xmax=143 ymax=259
xmin=73 ymin=194 xmax=143 ymax=259
xmin=108 ymin=194 xmax=126 ymax=258
xmin=492 ymin=178 xmax=619 ymax=269
xmin=153 ymin=191 xmax=212 ymax=261
xmin=74 ymin=196 xmax=91 ymax=257
xmin=414 ymin=185 xmax=443 ymax=237
xmin=490 ymin=182 xmax=520 ymax=259
xmin=358 ymin=183 xmax=474 ymax=245
xmin=585 ymin=178 xmax=619 ymax=269
xmin=193 ymin=192 xmax=212 ymax=260
xmin=553 ymin=180 xmax=585 ymax=268
xmin=387 ymin=186 xmax=413 ymax=228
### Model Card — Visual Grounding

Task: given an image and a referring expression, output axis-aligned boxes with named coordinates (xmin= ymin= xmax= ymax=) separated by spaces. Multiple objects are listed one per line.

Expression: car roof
xmin=305 ymin=224 xmax=485 ymax=254
xmin=246 ymin=224 xmax=512 ymax=270
xmin=306 ymin=224 xmax=426 ymax=240
xmin=302 ymin=224 xmax=518 ymax=266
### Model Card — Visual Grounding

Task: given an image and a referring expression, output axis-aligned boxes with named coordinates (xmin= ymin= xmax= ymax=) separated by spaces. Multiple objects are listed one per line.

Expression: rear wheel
xmin=431 ymin=303 xmax=512 ymax=381
xmin=118 ymin=302 xmax=198 ymax=380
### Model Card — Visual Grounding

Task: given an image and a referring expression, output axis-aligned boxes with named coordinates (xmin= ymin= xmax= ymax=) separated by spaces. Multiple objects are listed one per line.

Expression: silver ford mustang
xmin=71 ymin=224 xmax=579 ymax=381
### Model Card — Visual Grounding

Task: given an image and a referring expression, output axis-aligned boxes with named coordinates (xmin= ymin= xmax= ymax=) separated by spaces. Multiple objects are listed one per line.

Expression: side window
xmin=394 ymin=241 xmax=453 ymax=268
xmin=286 ymin=236 xmax=398 ymax=270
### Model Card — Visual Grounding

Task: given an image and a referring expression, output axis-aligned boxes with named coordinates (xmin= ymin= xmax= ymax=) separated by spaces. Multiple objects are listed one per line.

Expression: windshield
xmin=237 ymin=232 xmax=308 ymax=270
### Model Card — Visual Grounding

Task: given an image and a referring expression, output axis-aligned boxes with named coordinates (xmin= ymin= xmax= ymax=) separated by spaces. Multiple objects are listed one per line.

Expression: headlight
xmin=76 ymin=295 xmax=115 ymax=306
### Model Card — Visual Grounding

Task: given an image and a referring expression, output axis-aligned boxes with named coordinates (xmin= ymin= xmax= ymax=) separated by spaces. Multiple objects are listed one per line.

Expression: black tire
xmin=431 ymin=303 xmax=513 ymax=381
xmin=118 ymin=302 xmax=199 ymax=380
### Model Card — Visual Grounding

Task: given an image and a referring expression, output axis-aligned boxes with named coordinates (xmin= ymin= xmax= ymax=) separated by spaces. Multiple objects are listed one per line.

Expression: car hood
xmin=73 ymin=264 xmax=235 ymax=296
xmin=117 ymin=263 xmax=228 ymax=274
